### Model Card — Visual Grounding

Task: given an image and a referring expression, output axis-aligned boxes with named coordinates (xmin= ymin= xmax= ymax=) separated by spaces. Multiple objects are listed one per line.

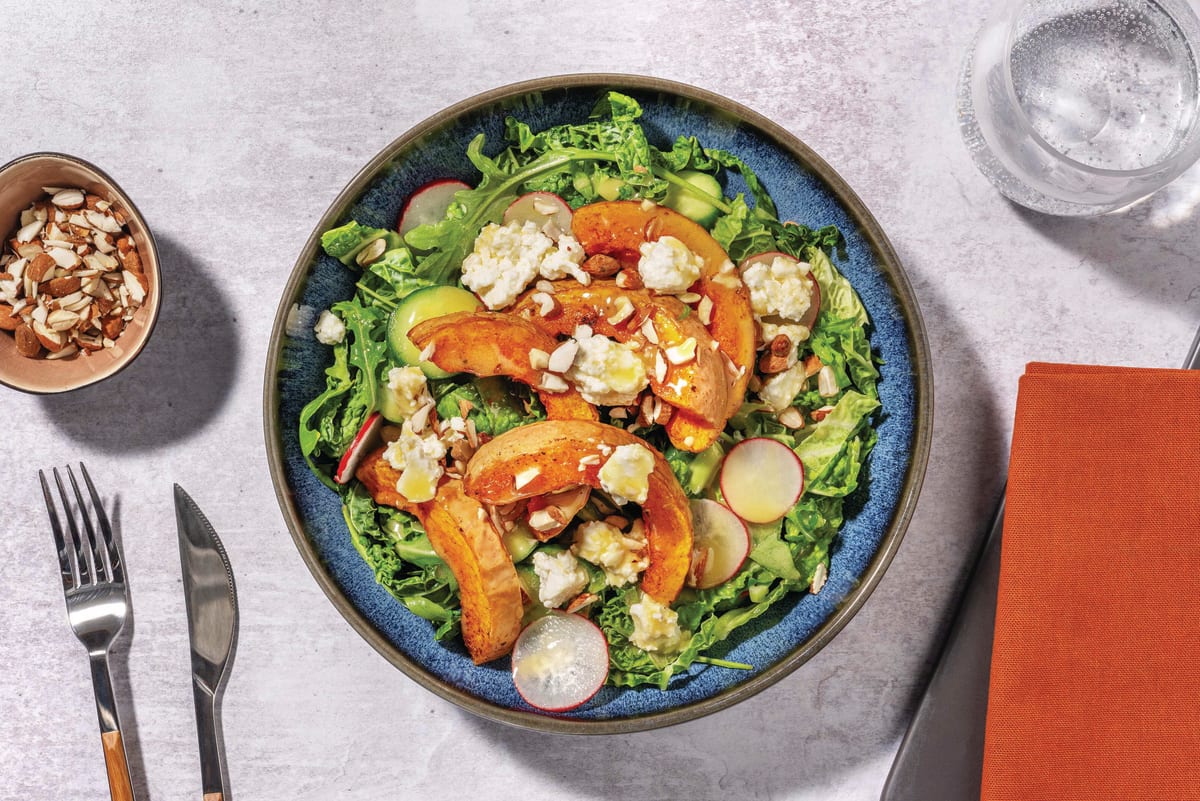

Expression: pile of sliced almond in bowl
xmin=1 ymin=186 xmax=148 ymax=360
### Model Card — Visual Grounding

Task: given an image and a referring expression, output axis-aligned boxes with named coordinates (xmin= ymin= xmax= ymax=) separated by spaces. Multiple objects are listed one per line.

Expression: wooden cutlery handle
xmin=203 ymin=795 xmax=224 ymax=801
xmin=100 ymin=730 xmax=134 ymax=801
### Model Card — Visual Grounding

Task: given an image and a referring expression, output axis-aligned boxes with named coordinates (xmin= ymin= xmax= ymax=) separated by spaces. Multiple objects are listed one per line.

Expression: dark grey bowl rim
xmin=263 ymin=73 xmax=933 ymax=735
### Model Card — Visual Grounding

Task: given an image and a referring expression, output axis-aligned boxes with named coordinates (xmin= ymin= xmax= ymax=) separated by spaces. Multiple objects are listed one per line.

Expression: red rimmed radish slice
xmin=511 ymin=611 xmax=609 ymax=712
xmin=737 ymin=251 xmax=821 ymax=330
xmin=687 ymin=499 xmax=751 ymax=589
xmin=503 ymin=192 xmax=573 ymax=239
xmin=335 ymin=412 xmax=383 ymax=485
xmin=720 ymin=437 xmax=804 ymax=524
xmin=397 ymin=179 xmax=470 ymax=236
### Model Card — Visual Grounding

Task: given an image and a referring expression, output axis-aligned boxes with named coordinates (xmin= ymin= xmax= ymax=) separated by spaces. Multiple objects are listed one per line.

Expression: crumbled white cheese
xmin=461 ymin=221 xmax=590 ymax=310
xmin=758 ymin=360 xmax=808 ymax=412
xmin=382 ymin=421 xmax=446 ymax=503
xmin=313 ymin=309 xmax=346 ymax=345
xmin=532 ymin=550 xmax=589 ymax=609
xmin=597 ymin=443 xmax=654 ymax=505
xmin=742 ymin=255 xmax=815 ymax=345
xmin=460 ymin=221 xmax=553 ymax=309
xmin=572 ymin=519 xmax=648 ymax=588
xmin=636 ymin=236 xmax=703 ymax=294
xmin=537 ymin=233 xmax=589 ymax=284
xmin=629 ymin=591 xmax=687 ymax=653
xmin=385 ymin=366 xmax=433 ymax=420
xmin=564 ymin=325 xmax=648 ymax=406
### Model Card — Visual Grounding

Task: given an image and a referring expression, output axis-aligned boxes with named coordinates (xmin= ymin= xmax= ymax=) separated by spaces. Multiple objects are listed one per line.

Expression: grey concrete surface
xmin=1 ymin=2 xmax=1197 ymax=799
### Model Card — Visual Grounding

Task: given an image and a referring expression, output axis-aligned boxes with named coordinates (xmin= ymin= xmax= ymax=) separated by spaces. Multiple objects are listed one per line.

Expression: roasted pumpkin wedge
xmin=417 ymin=479 xmax=524 ymax=664
xmin=408 ymin=310 xmax=598 ymax=421
xmin=512 ymin=280 xmax=728 ymax=432
xmin=355 ymin=446 xmax=421 ymax=515
xmin=572 ymin=201 xmax=756 ymax=421
xmin=463 ymin=420 xmax=693 ymax=603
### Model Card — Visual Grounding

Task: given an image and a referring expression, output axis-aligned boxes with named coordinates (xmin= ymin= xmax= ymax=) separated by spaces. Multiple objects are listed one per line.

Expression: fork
xmin=39 ymin=464 xmax=135 ymax=801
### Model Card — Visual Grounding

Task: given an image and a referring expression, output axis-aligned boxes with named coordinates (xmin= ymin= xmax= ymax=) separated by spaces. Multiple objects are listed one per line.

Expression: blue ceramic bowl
xmin=265 ymin=75 xmax=932 ymax=733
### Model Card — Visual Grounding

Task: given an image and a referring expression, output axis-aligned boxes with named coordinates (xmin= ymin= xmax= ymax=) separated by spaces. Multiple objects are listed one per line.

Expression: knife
xmin=175 ymin=485 xmax=238 ymax=801
xmin=882 ymin=324 xmax=1200 ymax=801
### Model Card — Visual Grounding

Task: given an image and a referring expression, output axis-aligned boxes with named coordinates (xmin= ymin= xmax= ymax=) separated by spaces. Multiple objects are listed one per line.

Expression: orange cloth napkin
xmin=981 ymin=362 xmax=1200 ymax=801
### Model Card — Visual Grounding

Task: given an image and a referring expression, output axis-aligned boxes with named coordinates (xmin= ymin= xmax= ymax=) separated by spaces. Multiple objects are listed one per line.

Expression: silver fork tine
xmin=79 ymin=462 xmax=122 ymax=584
xmin=39 ymin=469 xmax=79 ymax=590
xmin=52 ymin=467 xmax=94 ymax=586
xmin=67 ymin=464 xmax=110 ymax=583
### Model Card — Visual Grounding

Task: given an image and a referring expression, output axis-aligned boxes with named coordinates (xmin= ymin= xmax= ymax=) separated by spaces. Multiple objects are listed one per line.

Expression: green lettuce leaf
xmin=795 ymin=390 xmax=880 ymax=497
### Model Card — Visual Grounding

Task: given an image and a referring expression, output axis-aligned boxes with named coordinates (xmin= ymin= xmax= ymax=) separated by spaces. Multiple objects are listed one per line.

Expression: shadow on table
xmin=39 ymin=235 xmax=240 ymax=452
xmin=461 ymin=276 xmax=1004 ymax=799
xmin=1013 ymin=166 xmax=1200 ymax=304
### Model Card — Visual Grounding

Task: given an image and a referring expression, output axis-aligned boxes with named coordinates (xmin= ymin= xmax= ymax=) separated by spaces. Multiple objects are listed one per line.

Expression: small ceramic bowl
xmin=0 ymin=152 xmax=161 ymax=393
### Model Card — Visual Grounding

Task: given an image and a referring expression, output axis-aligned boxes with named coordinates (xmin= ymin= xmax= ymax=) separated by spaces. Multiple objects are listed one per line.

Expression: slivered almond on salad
xmin=300 ymin=91 xmax=880 ymax=711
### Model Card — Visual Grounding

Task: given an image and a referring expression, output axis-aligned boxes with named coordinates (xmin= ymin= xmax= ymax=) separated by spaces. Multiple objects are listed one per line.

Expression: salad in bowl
xmin=296 ymin=90 xmax=884 ymax=714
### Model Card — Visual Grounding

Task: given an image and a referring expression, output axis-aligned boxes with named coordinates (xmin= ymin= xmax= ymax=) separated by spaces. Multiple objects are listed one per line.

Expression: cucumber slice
xmin=664 ymin=170 xmax=723 ymax=226
xmin=596 ymin=176 xmax=625 ymax=201
xmin=686 ymin=441 xmax=726 ymax=496
xmin=387 ymin=285 xmax=481 ymax=378
xmin=503 ymin=522 xmax=540 ymax=563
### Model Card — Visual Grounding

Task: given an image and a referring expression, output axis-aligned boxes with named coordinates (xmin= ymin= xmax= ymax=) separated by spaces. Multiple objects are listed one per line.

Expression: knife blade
xmin=175 ymin=484 xmax=238 ymax=801
xmin=882 ymin=323 xmax=1200 ymax=801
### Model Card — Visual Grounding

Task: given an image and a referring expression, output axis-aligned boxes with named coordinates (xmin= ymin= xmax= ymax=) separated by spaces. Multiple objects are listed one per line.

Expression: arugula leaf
xmin=320 ymin=222 xmax=403 ymax=266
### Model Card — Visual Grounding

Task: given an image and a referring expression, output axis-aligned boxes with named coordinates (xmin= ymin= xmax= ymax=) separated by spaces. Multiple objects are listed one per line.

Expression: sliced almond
xmin=528 ymin=347 xmax=550 ymax=371
xmin=778 ymin=407 xmax=806 ymax=429
xmin=44 ymin=276 xmax=82 ymax=298
xmin=547 ymin=340 xmax=579 ymax=373
xmin=46 ymin=309 xmax=80 ymax=332
xmin=0 ymin=304 xmax=19 ymax=331
xmin=615 ymin=269 xmax=643 ymax=290
xmin=14 ymin=323 xmax=41 ymax=357
xmin=640 ymin=318 xmax=659 ymax=345
xmin=51 ymin=189 xmax=85 ymax=209
xmin=355 ymin=237 xmax=387 ymax=266
xmin=817 ymin=365 xmax=839 ymax=397
xmin=101 ymin=314 xmax=123 ymax=340
xmin=26 ymin=253 xmax=55 ymax=283
xmin=654 ymin=349 xmax=668 ymax=383
xmin=538 ymin=373 xmax=569 ymax=393
xmin=33 ymin=320 xmax=65 ymax=351
xmin=530 ymin=291 xmax=558 ymax=318
xmin=15 ymin=219 xmax=44 ymax=243
xmin=117 ymin=247 xmax=142 ymax=274
xmin=606 ymin=295 xmax=635 ymax=326
xmin=46 ymin=247 xmax=79 ymax=269
xmin=84 ymin=210 xmax=122 ymax=234
xmin=45 ymin=342 xmax=77 ymax=360
xmin=664 ymin=337 xmax=697 ymax=366
xmin=122 ymin=270 xmax=146 ymax=304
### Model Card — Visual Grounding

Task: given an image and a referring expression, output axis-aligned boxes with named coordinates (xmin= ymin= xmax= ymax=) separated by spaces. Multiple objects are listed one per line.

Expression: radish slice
xmin=503 ymin=192 xmax=573 ymax=239
xmin=738 ymin=251 xmax=821 ymax=330
xmin=334 ymin=412 xmax=383 ymax=485
xmin=512 ymin=611 xmax=609 ymax=712
xmin=687 ymin=499 xmax=751 ymax=589
xmin=720 ymin=437 xmax=804 ymax=523
xmin=397 ymin=179 xmax=470 ymax=236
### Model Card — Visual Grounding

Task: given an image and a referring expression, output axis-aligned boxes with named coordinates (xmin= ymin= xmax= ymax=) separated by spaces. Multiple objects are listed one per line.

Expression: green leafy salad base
xmin=299 ymin=92 xmax=880 ymax=690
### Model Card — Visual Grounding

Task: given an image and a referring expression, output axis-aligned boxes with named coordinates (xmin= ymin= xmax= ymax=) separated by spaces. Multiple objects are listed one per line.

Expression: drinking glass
xmin=958 ymin=0 xmax=1200 ymax=215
